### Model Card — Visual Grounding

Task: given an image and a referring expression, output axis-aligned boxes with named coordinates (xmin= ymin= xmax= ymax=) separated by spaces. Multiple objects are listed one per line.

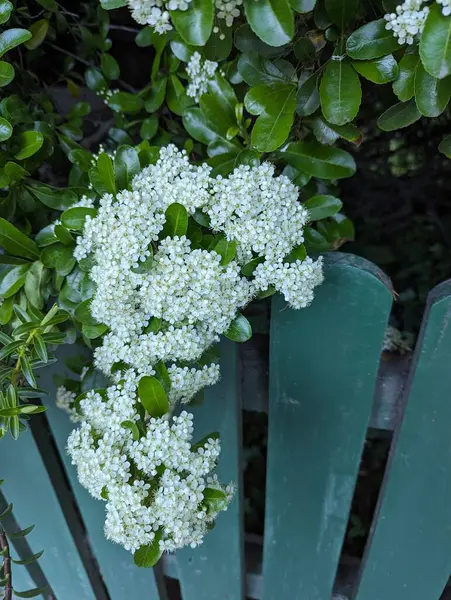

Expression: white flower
xmin=186 ymin=52 xmax=218 ymax=102
xmin=127 ymin=0 xmax=191 ymax=32
xmin=215 ymin=0 xmax=243 ymax=27
xmin=56 ymin=386 xmax=81 ymax=423
xmin=383 ymin=325 xmax=413 ymax=353
xmin=384 ymin=0 xmax=429 ymax=45
xmin=437 ymin=0 xmax=451 ymax=16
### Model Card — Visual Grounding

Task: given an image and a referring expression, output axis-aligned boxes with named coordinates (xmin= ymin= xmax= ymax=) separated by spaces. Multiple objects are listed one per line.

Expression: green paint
xmin=355 ymin=280 xmax=451 ymax=600
xmin=262 ymin=253 xmax=392 ymax=600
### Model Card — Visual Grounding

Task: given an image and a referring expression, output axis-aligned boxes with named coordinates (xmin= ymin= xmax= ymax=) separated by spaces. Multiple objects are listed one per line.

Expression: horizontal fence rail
xmin=2 ymin=253 xmax=451 ymax=600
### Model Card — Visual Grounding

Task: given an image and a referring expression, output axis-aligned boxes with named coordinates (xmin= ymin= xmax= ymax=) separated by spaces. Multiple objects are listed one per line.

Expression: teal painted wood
xmin=0 ymin=426 xmax=96 ymax=599
xmin=262 ymin=253 xmax=393 ymax=600
xmin=354 ymin=280 xmax=451 ymax=600
xmin=176 ymin=339 xmax=245 ymax=600
xmin=38 ymin=344 xmax=164 ymax=600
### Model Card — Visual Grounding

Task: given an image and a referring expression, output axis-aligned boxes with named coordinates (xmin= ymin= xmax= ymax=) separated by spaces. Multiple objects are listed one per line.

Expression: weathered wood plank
xmin=262 ymin=253 xmax=392 ymax=600
xmin=354 ymin=280 xmax=451 ymax=600
xmin=38 ymin=345 xmax=165 ymax=600
xmin=1 ymin=424 xmax=96 ymax=599
xmin=176 ymin=339 xmax=245 ymax=600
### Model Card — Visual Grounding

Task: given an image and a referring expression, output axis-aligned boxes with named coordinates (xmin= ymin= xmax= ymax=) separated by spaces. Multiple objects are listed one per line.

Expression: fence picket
xmin=1 ymin=424 xmax=96 ymax=599
xmin=176 ymin=339 xmax=245 ymax=600
xmin=37 ymin=345 xmax=165 ymax=600
xmin=262 ymin=254 xmax=392 ymax=600
xmin=354 ymin=280 xmax=451 ymax=600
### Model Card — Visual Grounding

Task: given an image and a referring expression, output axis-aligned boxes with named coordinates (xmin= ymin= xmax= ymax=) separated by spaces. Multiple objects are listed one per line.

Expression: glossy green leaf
xmin=0 ymin=218 xmax=39 ymax=259
xmin=12 ymin=588 xmax=49 ymax=599
xmin=234 ymin=23 xmax=289 ymax=57
xmin=84 ymin=68 xmax=107 ymax=93
xmin=10 ymin=524 xmax=34 ymax=538
xmin=0 ymin=1 xmax=12 ymax=24
xmin=121 ymin=420 xmax=140 ymax=441
xmin=108 ymin=91 xmax=144 ymax=113
xmin=304 ymin=194 xmax=342 ymax=220
xmin=33 ymin=334 xmax=47 ymax=363
xmin=170 ymin=0 xmax=214 ymax=46
xmin=20 ymin=355 xmax=36 ymax=387
xmin=414 ymin=60 xmax=451 ymax=117
xmin=24 ymin=261 xmax=47 ymax=309
xmin=13 ymin=131 xmax=44 ymax=160
xmin=0 ymin=116 xmax=11 ymax=141
xmin=285 ymin=243 xmax=307 ymax=262
xmin=377 ymin=99 xmax=421 ymax=131
xmin=55 ymin=224 xmax=75 ymax=245
xmin=114 ymin=145 xmax=140 ymax=190
xmin=145 ymin=75 xmax=167 ymax=112
xmin=41 ymin=244 xmax=76 ymax=276
xmin=0 ymin=61 xmax=14 ymax=86
xmin=238 ymin=52 xmax=292 ymax=86
xmin=393 ymin=53 xmax=419 ymax=101
xmin=27 ymin=183 xmax=77 ymax=211
xmin=0 ymin=29 xmax=31 ymax=57
xmin=320 ymin=60 xmax=361 ymax=125
xmin=97 ymin=153 xmax=116 ymax=194
xmin=420 ymin=3 xmax=451 ymax=79
xmin=293 ymin=37 xmax=316 ymax=62
xmin=204 ymin=21 xmax=233 ymax=61
xmin=162 ymin=203 xmax=188 ymax=237
xmin=224 ymin=313 xmax=252 ymax=342
xmin=324 ymin=0 xmax=358 ymax=29
xmin=244 ymin=0 xmax=294 ymax=46
xmin=438 ymin=133 xmax=451 ymax=158
xmin=24 ymin=19 xmax=49 ymax=50
xmin=138 ymin=375 xmax=169 ymax=417
xmin=68 ymin=149 xmax=93 ymax=172
xmin=304 ymin=226 xmax=329 ymax=251
xmin=100 ymin=0 xmax=127 ymax=7
xmin=346 ymin=19 xmax=401 ymax=60
xmin=74 ymin=299 xmax=97 ymax=325
xmin=82 ymin=323 xmax=108 ymax=339
xmin=203 ymin=487 xmax=228 ymax=511
xmin=0 ymin=264 xmax=29 ymax=297
xmin=140 ymin=115 xmax=159 ymax=140
xmin=133 ymin=530 xmax=163 ymax=567
xmin=290 ymin=0 xmax=317 ymax=12
xmin=296 ymin=71 xmax=320 ymax=116
xmin=61 ymin=207 xmax=97 ymax=231
xmin=215 ymin=238 xmax=237 ymax=265
xmin=100 ymin=53 xmax=120 ymax=80
xmin=279 ymin=140 xmax=356 ymax=179
xmin=12 ymin=550 xmax=44 ymax=566
xmin=352 ymin=54 xmax=399 ymax=84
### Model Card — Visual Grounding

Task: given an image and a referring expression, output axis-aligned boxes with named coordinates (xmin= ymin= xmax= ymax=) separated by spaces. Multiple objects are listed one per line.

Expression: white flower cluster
xmin=127 ymin=0 xmax=191 ymax=33
xmin=215 ymin=0 xmax=243 ymax=27
xmin=67 ymin=145 xmax=323 ymax=558
xmin=437 ymin=0 xmax=451 ymax=15
xmin=384 ymin=0 xmax=429 ymax=45
xmin=56 ymin=386 xmax=81 ymax=422
xmin=186 ymin=52 xmax=218 ymax=102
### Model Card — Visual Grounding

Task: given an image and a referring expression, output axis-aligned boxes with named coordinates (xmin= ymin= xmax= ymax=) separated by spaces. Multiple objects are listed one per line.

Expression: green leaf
xmin=20 ymin=355 xmax=36 ymax=387
xmin=114 ymin=145 xmax=140 ymax=191
xmin=145 ymin=75 xmax=167 ymax=112
xmin=285 ymin=243 xmax=307 ymax=262
xmin=320 ymin=59 xmax=361 ymax=125
xmin=100 ymin=53 xmax=120 ymax=80
xmin=12 ymin=550 xmax=44 ymax=566
xmin=324 ymin=0 xmax=358 ymax=29
xmin=61 ymin=207 xmax=97 ymax=231
xmin=162 ymin=203 xmax=188 ymax=238
xmin=84 ymin=68 xmax=107 ymax=93
xmin=224 ymin=313 xmax=252 ymax=342
xmin=346 ymin=19 xmax=401 ymax=60
xmin=121 ymin=420 xmax=140 ymax=441
xmin=0 ymin=218 xmax=39 ymax=259
xmin=24 ymin=19 xmax=49 ymax=50
xmin=241 ymin=256 xmax=264 ymax=276
xmin=293 ymin=37 xmax=316 ymax=63
xmin=140 ymin=115 xmax=159 ymax=140
xmin=13 ymin=131 xmax=44 ymax=160
xmin=35 ymin=0 xmax=57 ymax=10
xmin=296 ymin=71 xmax=320 ymax=116
xmin=100 ymin=0 xmax=127 ymax=7
xmin=41 ymin=244 xmax=76 ymax=276
xmin=420 ymin=3 xmax=451 ymax=79
xmin=170 ymin=0 xmax=214 ymax=46
xmin=244 ymin=0 xmax=294 ymax=47
xmin=377 ymin=99 xmax=421 ymax=131
xmin=203 ymin=487 xmax=228 ymax=511
xmin=27 ymin=183 xmax=77 ymax=211
xmin=108 ymin=91 xmax=144 ymax=114
xmin=215 ymin=238 xmax=237 ymax=265
xmin=304 ymin=194 xmax=342 ymax=220
xmin=414 ymin=61 xmax=451 ymax=117
xmin=304 ymin=226 xmax=329 ymax=252
xmin=0 ymin=60 xmax=14 ymax=86
xmin=0 ymin=116 xmax=12 ymax=141
xmin=352 ymin=54 xmax=399 ymax=84
xmin=74 ymin=299 xmax=97 ymax=325
xmin=133 ymin=530 xmax=163 ymax=568
xmin=131 ymin=247 xmax=153 ymax=274
xmin=10 ymin=524 xmax=34 ymax=538
xmin=82 ymin=323 xmax=108 ymax=339
xmin=138 ymin=375 xmax=169 ymax=417
xmin=12 ymin=588 xmax=49 ymax=599
xmin=97 ymin=153 xmax=116 ymax=194
xmin=248 ymin=84 xmax=296 ymax=152
xmin=290 ymin=0 xmax=316 ymax=12
xmin=68 ymin=149 xmax=93 ymax=172
xmin=24 ymin=261 xmax=47 ymax=309
xmin=0 ymin=1 xmax=13 ymax=24
xmin=204 ymin=21 xmax=233 ymax=61
xmin=33 ymin=334 xmax=47 ymax=363
xmin=0 ymin=339 xmax=22 ymax=359
xmin=438 ymin=134 xmax=451 ymax=158
xmin=238 ymin=52 xmax=292 ymax=87
xmin=393 ymin=53 xmax=419 ymax=101
xmin=278 ymin=140 xmax=356 ymax=179
xmin=0 ymin=29 xmax=31 ymax=57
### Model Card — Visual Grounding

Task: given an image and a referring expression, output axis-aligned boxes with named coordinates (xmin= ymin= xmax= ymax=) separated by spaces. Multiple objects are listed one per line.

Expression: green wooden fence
xmin=2 ymin=253 xmax=451 ymax=600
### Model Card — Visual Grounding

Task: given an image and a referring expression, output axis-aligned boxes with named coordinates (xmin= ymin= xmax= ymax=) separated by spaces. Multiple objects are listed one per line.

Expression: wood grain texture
xmin=354 ymin=280 xmax=451 ymax=600
xmin=176 ymin=339 xmax=245 ymax=600
xmin=38 ymin=345 xmax=165 ymax=600
xmin=262 ymin=253 xmax=392 ymax=600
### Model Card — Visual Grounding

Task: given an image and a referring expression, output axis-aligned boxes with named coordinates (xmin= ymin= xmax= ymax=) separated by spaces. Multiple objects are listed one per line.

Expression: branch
xmin=0 ymin=529 xmax=12 ymax=600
